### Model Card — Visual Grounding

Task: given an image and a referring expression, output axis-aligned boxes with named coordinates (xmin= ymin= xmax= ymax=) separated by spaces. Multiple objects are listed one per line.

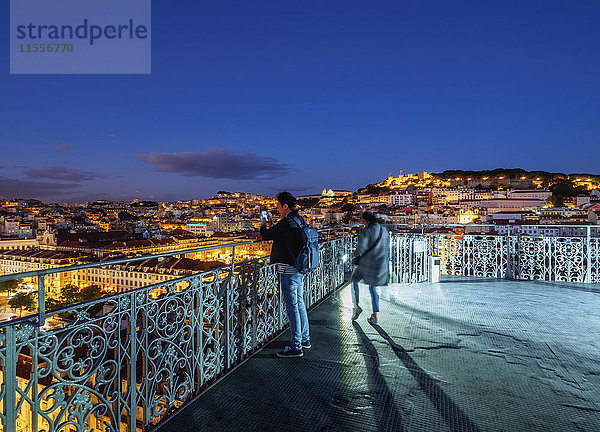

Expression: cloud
xmin=23 ymin=166 xmax=107 ymax=182
xmin=135 ymin=148 xmax=291 ymax=180
xmin=0 ymin=177 xmax=79 ymax=200
xmin=13 ymin=165 xmax=31 ymax=169
xmin=50 ymin=141 xmax=72 ymax=152
xmin=102 ymin=133 xmax=117 ymax=138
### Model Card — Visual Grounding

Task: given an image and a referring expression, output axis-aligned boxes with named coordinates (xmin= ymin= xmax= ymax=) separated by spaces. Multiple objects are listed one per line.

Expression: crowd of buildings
xmin=298 ymin=173 xmax=600 ymax=234
xmin=1 ymin=171 xmax=600 ymax=317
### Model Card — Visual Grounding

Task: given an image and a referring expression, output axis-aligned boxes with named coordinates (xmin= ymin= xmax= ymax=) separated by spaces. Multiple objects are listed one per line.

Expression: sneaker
xmin=352 ymin=305 xmax=363 ymax=321
xmin=277 ymin=346 xmax=303 ymax=358
xmin=367 ymin=315 xmax=378 ymax=325
xmin=301 ymin=341 xmax=311 ymax=349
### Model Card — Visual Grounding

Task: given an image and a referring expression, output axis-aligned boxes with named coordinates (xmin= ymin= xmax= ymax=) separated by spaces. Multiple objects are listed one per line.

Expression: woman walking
xmin=351 ymin=211 xmax=390 ymax=324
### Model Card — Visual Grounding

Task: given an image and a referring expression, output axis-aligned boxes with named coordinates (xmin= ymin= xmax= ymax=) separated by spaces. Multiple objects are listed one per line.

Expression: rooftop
xmin=158 ymin=277 xmax=600 ymax=432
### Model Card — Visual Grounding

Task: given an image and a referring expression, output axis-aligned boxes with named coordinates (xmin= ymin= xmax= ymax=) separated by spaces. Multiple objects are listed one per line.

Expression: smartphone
xmin=260 ymin=210 xmax=268 ymax=220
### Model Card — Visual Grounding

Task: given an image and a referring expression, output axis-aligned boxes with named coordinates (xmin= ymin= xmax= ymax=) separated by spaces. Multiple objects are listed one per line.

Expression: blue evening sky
xmin=1 ymin=1 xmax=599 ymax=202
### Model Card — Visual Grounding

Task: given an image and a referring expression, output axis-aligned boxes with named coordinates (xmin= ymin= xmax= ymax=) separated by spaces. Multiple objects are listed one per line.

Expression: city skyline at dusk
xmin=2 ymin=1 xmax=600 ymax=202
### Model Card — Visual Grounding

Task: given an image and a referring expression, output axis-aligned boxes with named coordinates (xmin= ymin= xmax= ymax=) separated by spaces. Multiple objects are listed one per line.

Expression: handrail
xmin=0 ymin=240 xmax=256 ymax=282
xmin=383 ymin=222 xmax=598 ymax=229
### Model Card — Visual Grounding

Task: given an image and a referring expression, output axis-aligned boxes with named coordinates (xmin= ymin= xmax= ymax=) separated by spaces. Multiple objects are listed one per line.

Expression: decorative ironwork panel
xmin=253 ymin=265 xmax=280 ymax=346
xmin=551 ymin=237 xmax=586 ymax=282
xmin=514 ymin=236 xmax=550 ymax=281
xmin=434 ymin=235 xmax=507 ymax=279
xmin=225 ymin=261 xmax=279 ymax=367
xmin=139 ymin=279 xmax=200 ymax=427
xmin=437 ymin=235 xmax=465 ymax=276
xmin=464 ymin=236 xmax=507 ymax=278
xmin=7 ymin=295 xmax=133 ymax=432
xmin=389 ymin=234 xmax=428 ymax=283
xmin=515 ymin=236 xmax=586 ymax=282
xmin=427 ymin=235 xmax=440 ymax=258
xmin=227 ymin=264 xmax=252 ymax=368
xmin=304 ymin=238 xmax=344 ymax=308
xmin=305 ymin=244 xmax=326 ymax=307
xmin=343 ymin=234 xmax=358 ymax=275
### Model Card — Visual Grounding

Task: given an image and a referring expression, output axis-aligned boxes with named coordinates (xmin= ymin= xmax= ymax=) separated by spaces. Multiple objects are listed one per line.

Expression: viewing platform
xmin=159 ymin=277 xmax=600 ymax=432
xmin=1 ymin=230 xmax=599 ymax=431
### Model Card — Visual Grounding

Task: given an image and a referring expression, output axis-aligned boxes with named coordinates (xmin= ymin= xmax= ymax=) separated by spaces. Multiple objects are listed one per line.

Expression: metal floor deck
xmin=157 ymin=277 xmax=600 ymax=432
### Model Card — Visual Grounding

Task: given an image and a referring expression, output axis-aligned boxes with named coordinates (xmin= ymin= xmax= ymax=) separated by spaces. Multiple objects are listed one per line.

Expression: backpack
xmin=287 ymin=214 xmax=320 ymax=273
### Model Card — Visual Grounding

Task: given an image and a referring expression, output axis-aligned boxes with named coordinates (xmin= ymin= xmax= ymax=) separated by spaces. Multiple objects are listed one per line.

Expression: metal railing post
xmin=505 ymin=232 xmax=513 ymax=279
xmin=128 ymin=292 xmax=137 ymax=432
xmin=409 ymin=237 xmax=414 ymax=283
xmin=332 ymin=238 xmax=336 ymax=294
xmin=225 ymin=246 xmax=236 ymax=368
xmin=424 ymin=234 xmax=430 ymax=282
xmin=251 ymin=263 xmax=258 ymax=351
xmin=586 ymin=226 xmax=592 ymax=283
xmin=32 ymin=331 xmax=39 ymax=432
xmin=37 ymin=275 xmax=45 ymax=326
xmin=5 ymin=325 xmax=17 ymax=432
xmin=197 ymin=274 xmax=205 ymax=388
xmin=278 ymin=273 xmax=283 ymax=330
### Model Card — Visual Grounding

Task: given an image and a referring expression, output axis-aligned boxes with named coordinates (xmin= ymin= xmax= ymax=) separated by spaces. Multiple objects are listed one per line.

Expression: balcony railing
xmin=0 ymin=236 xmax=353 ymax=432
xmin=432 ymin=233 xmax=600 ymax=282
xmin=388 ymin=228 xmax=599 ymax=284
xmin=1 ymin=226 xmax=598 ymax=431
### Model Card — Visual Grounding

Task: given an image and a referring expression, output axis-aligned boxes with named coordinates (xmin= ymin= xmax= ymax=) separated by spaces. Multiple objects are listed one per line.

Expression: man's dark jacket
xmin=260 ymin=211 xmax=305 ymax=265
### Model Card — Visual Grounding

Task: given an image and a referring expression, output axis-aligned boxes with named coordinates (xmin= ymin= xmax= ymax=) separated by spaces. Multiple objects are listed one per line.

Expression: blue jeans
xmin=351 ymin=274 xmax=380 ymax=313
xmin=280 ymin=272 xmax=310 ymax=351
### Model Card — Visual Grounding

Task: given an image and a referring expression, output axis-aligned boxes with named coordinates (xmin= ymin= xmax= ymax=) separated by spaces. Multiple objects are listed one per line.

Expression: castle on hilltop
xmin=381 ymin=171 xmax=435 ymax=188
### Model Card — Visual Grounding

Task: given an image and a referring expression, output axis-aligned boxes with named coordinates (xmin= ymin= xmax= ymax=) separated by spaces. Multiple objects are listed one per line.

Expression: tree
xmin=549 ymin=181 xmax=586 ymax=200
xmin=131 ymin=200 xmax=158 ymax=207
xmin=9 ymin=292 xmax=36 ymax=316
xmin=359 ymin=184 xmax=390 ymax=194
xmin=61 ymin=284 xmax=81 ymax=305
xmin=0 ymin=278 xmax=21 ymax=297
xmin=80 ymin=285 xmax=104 ymax=302
xmin=547 ymin=196 xmax=562 ymax=208
xmin=54 ymin=283 xmax=105 ymax=307
xmin=118 ymin=211 xmax=138 ymax=221
xmin=45 ymin=297 xmax=63 ymax=311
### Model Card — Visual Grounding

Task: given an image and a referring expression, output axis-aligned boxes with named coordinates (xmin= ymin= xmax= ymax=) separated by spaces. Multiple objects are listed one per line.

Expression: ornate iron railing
xmin=0 ymin=236 xmax=349 ymax=432
xmin=393 ymin=231 xmax=599 ymax=284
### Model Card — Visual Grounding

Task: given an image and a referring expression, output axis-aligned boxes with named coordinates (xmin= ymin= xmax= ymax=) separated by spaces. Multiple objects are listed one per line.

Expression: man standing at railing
xmin=260 ymin=191 xmax=311 ymax=358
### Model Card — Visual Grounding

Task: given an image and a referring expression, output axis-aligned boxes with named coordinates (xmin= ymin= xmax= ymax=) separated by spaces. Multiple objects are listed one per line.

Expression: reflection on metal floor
xmin=157 ymin=277 xmax=600 ymax=432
